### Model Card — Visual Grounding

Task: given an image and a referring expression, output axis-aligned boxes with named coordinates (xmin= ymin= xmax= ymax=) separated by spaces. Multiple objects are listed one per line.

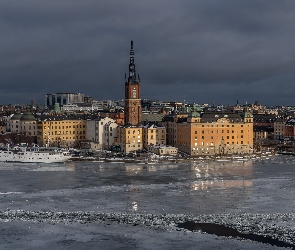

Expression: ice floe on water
xmin=1 ymin=154 xmax=295 ymax=249
xmin=0 ymin=210 xmax=295 ymax=247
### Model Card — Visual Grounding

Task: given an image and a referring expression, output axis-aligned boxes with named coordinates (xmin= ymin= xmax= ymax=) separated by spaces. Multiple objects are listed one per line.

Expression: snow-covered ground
xmin=0 ymin=156 xmax=295 ymax=249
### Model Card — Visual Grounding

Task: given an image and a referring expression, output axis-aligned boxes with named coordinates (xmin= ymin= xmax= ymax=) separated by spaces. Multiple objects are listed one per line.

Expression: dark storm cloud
xmin=1 ymin=0 xmax=295 ymax=105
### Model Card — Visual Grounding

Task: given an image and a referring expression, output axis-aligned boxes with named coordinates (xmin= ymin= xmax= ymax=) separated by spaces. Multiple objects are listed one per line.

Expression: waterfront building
xmin=149 ymin=145 xmax=178 ymax=156
xmin=116 ymin=126 xmax=143 ymax=153
xmin=284 ymin=118 xmax=295 ymax=141
xmin=37 ymin=117 xmax=86 ymax=147
xmin=274 ymin=117 xmax=286 ymax=140
xmin=85 ymin=117 xmax=118 ymax=150
xmin=162 ymin=113 xmax=188 ymax=146
xmin=142 ymin=123 xmax=166 ymax=150
xmin=10 ymin=112 xmax=37 ymax=136
xmin=164 ymin=105 xmax=253 ymax=156
xmin=254 ymin=126 xmax=273 ymax=141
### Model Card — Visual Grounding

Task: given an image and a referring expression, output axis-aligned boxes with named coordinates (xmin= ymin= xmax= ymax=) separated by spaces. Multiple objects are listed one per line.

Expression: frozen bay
xmin=0 ymin=156 xmax=295 ymax=249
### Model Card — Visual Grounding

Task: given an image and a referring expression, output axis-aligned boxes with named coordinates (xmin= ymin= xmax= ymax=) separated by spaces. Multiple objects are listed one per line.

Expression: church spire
xmin=128 ymin=40 xmax=137 ymax=83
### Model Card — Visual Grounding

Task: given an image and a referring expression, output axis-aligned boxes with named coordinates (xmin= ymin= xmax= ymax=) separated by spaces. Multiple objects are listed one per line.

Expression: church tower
xmin=124 ymin=40 xmax=142 ymax=125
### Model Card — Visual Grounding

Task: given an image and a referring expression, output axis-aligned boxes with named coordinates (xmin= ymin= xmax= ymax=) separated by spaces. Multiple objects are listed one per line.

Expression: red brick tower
xmin=124 ymin=40 xmax=142 ymax=125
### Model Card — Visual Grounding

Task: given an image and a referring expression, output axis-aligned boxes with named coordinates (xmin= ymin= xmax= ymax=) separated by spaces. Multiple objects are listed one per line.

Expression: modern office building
xmin=45 ymin=93 xmax=84 ymax=109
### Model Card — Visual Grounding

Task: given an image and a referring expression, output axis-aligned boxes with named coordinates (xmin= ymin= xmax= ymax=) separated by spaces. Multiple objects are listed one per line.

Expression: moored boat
xmin=0 ymin=145 xmax=71 ymax=163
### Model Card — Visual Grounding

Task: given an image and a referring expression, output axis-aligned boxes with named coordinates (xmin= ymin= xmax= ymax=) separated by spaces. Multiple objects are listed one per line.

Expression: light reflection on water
xmin=1 ymin=156 xmax=295 ymax=214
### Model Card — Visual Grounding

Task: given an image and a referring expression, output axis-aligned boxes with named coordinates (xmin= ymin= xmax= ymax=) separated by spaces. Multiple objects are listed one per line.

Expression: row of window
xmin=11 ymin=125 xmax=36 ymax=130
xmin=193 ymin=141 xmax=248 ymax=146
xmin=44 ymin=131 xmax=85 ymax=135
xmin=46 ymin=136 xmax=85 ymax=140
xmin=193 ymin=130 xmax=245 ymax=134
xmin=193 ymin=135 xmax=245 ymax=140
xmin=43 ymin=125 xmax=85 ymax=129
xmin=197 ymin=124 xmax=247 ymax=128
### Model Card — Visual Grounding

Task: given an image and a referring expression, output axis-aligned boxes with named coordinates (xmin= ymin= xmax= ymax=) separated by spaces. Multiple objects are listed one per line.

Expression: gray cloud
xmin=0 ymin=0 xmax=295 ymax=106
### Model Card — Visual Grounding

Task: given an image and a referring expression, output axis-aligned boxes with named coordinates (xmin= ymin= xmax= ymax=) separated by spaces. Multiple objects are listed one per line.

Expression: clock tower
xmin=124 ymin=40 xmax=142 ymax=125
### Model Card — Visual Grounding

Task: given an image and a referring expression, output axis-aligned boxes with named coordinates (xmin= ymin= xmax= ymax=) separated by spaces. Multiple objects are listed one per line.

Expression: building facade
xmin=274 ymin=118 xmax=286 ymax=140
xmin=165 ymin=105 xmax=254 ymax=156
xmin=142 ymin=124 xmax=166 ymax=149
xmin=10 ymin=112 xmax=37 ymax=136
xmin=45 ymin=93 xmax=84 ymax=109
xmin=86 ymin=117 xmax=118 ymax=150
xmin=37 ymin=117 xmax=86 ymax=147
xmin=116 ymin=126 xmax=143 ymax=153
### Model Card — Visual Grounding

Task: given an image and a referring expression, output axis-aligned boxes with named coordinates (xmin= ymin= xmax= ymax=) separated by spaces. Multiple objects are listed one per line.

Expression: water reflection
xmin=132 ymin=201 xmax=138 ymax=211
xmin=191 ymin=180 xmax=252 ymax=190
xmin=190 ymin=160 xmax=253 ymax=190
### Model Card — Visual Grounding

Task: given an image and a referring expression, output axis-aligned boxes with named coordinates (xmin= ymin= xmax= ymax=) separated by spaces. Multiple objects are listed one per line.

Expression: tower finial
xmin=131 ymin=40 xmax=133 ymax=49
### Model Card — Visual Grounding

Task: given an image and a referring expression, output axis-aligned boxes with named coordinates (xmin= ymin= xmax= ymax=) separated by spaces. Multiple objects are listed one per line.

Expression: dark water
xmin=178 ymin=221 xmax=295 ymax=249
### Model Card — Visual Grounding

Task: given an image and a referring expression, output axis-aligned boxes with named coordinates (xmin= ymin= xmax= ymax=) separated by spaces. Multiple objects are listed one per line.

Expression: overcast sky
xmin=1 ymin=0 xmax=295 ymax=106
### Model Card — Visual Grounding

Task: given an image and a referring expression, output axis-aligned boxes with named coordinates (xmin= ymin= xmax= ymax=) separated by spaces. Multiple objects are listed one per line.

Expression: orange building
xmin=164 ymin=105 xmax=253 ymax=156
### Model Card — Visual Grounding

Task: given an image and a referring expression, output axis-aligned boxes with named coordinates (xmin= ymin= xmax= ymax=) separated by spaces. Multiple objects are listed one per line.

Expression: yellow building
xmin=165 ymin=105 xmax=253 ymax=156
xmin=116 ymin=125 xmax=143 ymax=153
xmin=142 ymin=124 xmax=166 ymax=149
xmin=37 ymin=118 xmax=86 ymax=147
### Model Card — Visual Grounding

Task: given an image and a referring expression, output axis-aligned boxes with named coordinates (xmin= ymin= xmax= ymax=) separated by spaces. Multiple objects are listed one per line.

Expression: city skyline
xmin=1 ymin=1 xmax=295 ymax=105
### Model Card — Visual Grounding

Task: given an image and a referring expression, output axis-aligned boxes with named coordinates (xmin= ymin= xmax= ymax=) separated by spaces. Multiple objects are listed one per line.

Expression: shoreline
xmin=68 ymin=151 xmax=276 ymax=164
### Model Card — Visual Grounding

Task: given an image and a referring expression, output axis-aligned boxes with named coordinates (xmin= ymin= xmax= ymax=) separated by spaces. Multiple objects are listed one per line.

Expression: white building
xmin=149 ymin=145 xmax=178 ymax=156
xmin=9 ymin=112 xmax=37 ymax=136
xmin=86 ymin=117 xmax=118 ymax=150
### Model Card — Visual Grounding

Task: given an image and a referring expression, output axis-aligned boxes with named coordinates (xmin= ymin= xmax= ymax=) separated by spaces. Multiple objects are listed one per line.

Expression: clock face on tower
xmin=132 ymin=88 xmax=137 ymax=98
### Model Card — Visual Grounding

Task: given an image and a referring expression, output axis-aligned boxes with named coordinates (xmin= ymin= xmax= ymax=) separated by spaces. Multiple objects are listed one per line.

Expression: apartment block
xmin=116 ymin=126 xmax=143 ymax=153
xmin=37 ymin=117 xmax=86 ymax=147
xmin=86 ymin=117 xmax=118 ymax=150
xmin=142 ymin=124 xmax=166 ymax=149
xmin=164 ymin=105 xmax=253 ymax=156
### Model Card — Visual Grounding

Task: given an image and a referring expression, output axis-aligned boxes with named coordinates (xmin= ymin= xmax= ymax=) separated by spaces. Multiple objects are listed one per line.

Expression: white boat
xmin=0 ymin=145 xmax=72 ymax=163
